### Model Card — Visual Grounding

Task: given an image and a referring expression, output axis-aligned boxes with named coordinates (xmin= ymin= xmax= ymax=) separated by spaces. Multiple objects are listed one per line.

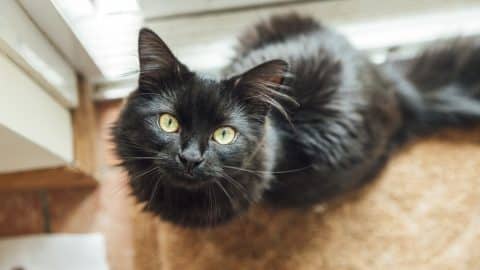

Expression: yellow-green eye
xmin=213 ymin=126 xmax=236 ymax=144
xmin=158 ymin=113 xmax=179 ymax=133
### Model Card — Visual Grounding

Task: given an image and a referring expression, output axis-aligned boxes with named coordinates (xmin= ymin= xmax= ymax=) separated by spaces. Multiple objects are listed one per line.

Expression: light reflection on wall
xmin=52 ymin=0 xmax=143 ymax=80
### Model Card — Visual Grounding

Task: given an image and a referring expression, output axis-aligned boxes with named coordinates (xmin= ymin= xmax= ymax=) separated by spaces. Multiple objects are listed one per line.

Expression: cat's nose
xmin=177 ymin=153 xmax=204 ymax=174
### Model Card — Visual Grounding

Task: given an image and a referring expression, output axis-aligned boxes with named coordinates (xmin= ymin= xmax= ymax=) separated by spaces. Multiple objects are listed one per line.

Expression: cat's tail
xmin=396 ymin=38 xmax=480 ymax=138
xmin=235 ymin=13 xmax=322 ymax=56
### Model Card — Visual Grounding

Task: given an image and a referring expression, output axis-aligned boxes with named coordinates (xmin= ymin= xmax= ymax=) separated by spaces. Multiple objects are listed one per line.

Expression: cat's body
xmin=113 ymin=14 xmax=480 ymax=227
xmin=225 ymin=15 xmax=403 ymax=206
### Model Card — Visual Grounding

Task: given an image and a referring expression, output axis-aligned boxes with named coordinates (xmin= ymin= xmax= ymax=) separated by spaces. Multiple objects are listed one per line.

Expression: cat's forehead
xmin=168 ymin=76 xmax=245 ymax=128
xmin=188 ymin=76 xmax=222 ymax=94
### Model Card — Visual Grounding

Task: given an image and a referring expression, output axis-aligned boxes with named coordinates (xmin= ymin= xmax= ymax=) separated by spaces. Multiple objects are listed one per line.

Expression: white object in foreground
xmin=0 ymin=234 xmax=109 ymax=270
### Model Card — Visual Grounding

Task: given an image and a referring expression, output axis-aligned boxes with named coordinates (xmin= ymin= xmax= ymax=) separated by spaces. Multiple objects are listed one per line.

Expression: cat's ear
xmin=228 ymin=59 xmax=295 ymax=118
xmin=233 ymin=59 xmax=288 ymax=89
xmin=138 ymin=28 xmax=189 ymax=83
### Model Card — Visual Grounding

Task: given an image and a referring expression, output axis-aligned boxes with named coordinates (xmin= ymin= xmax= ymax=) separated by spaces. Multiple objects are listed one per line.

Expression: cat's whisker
xmin=212 ymin=184 xmax=219 ymax=226
xmin=123 ymin=156 xmax=168 ymax=161
xmin=131 ymin=166 xmax=160 ymax=181
xmin=213 ymin=179 xmax=235 ymax=210
xmin=136 ymin=93 xmax=170 ymax=98
xmin=220 ymin=173 xmax=248 ymax=194
xmin=111 ymin=177 xmax=132 ymax=198
xmin=218 ymin=172 xmax=252 ymax=203
xmin=118 ymin=66 xmax=166 ymax=78
xmin=221 ymin=166 xmax=263 ymax=177
xmin=272 ymin=165 xmax=312 ymax=174
xmin=223 ymin=165 xmax=312 ymax=175
xmin=205 ymin=185 xmax=210 ymax=226
xmin=112 ymin=139 xmax=158 ymax=155
xmin=119 ymin=69 xmax=140 ymax=78
xmin=207 ymin=184 xmax=214 ymax=227
xmin=146 ymin=176 xmax=161 ymax=211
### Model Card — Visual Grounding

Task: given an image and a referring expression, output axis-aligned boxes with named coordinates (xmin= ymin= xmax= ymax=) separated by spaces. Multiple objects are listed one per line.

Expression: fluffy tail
xmin=397 ymin=38 xmax=480 ymax=137
xmin=235 ymin=13 xmax=322 ymax=56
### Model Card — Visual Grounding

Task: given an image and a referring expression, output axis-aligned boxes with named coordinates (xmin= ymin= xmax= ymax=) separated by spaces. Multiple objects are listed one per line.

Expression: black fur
xmin=112 ymin=14 xmax=480 ymax=227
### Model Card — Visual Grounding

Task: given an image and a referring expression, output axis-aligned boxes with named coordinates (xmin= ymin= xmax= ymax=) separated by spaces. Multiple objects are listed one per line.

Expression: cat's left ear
xmin=228 ymin=59 xmax=294 ymax=117
xmin=138 ymin=28 xmax=189 ymax=84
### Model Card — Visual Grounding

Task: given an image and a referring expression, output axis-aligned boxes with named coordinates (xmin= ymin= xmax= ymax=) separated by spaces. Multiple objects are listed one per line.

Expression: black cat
xmin=113 ymin=13 xmax=480 ymax=227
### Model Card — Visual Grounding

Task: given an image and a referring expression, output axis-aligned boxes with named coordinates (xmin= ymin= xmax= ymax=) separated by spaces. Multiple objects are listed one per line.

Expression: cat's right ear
xmin=138 ymin=28 xmax=189 ymax=84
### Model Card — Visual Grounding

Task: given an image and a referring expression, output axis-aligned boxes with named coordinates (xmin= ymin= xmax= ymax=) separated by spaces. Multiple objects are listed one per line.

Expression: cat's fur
xmin=113 ymin=13 xmax=480 ymax=227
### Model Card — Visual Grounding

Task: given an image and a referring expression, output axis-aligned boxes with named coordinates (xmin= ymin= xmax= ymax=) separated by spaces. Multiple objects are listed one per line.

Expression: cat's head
xmin=113 ymin=28 xmax=290 ymax=227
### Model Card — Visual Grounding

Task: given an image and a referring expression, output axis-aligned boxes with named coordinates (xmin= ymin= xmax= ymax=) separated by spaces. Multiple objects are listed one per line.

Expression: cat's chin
xmin=167 ymin=173 xmax=216 ymax=190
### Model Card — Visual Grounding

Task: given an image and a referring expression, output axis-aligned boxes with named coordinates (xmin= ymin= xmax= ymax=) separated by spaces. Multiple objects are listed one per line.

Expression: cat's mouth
xmin=168 ymin=171 xmax=215 ymax=190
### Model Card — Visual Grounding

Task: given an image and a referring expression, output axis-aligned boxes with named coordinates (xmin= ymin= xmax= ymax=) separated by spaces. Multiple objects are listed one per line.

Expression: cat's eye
xmin=158 ymin=113 xmax=179 ymax=133
xmin=212 ymin=126 xmax=236 ymax=145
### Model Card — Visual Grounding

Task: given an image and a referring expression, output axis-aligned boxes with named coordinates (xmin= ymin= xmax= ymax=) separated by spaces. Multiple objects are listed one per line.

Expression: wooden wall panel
xmin=73 ymin=77 xmax=98 ymax=177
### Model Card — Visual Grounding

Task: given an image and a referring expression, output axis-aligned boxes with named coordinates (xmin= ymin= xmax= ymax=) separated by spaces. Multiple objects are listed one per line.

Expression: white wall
xmin=0 ymin=0 xmax=78 ymax=108
xmin=0 ymin=52 xmax=73 ymax=173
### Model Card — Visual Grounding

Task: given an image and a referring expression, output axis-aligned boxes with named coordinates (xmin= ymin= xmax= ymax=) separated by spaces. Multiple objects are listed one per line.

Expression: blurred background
xmin=1 ymin=1 xmax=480 ymax=270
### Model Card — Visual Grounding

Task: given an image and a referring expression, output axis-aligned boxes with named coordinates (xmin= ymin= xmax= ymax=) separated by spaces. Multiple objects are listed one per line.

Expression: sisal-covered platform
xmin=154 ymin=127 xmax=480 ymax=270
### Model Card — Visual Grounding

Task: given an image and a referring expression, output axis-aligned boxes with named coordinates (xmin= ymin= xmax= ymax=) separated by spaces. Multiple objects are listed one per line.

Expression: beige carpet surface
xmin=156 ymin=128 xmax=480 ymax=270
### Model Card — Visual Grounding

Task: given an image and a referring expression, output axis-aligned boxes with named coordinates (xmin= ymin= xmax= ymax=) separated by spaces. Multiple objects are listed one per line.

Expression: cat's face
xmin=113 ymin=29 xmax=289 ymax=227
xmin=117 ymin=75 xmax=266 ymax=189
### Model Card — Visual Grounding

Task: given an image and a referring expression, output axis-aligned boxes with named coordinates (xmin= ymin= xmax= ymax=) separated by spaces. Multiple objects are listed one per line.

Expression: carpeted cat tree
xmin=153 ymin=127 xmax=480 ymax=270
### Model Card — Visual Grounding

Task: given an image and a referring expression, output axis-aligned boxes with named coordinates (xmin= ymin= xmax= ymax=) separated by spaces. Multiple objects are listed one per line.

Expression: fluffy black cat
xmin=113 ymin=14 xmax=480 ymax=227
